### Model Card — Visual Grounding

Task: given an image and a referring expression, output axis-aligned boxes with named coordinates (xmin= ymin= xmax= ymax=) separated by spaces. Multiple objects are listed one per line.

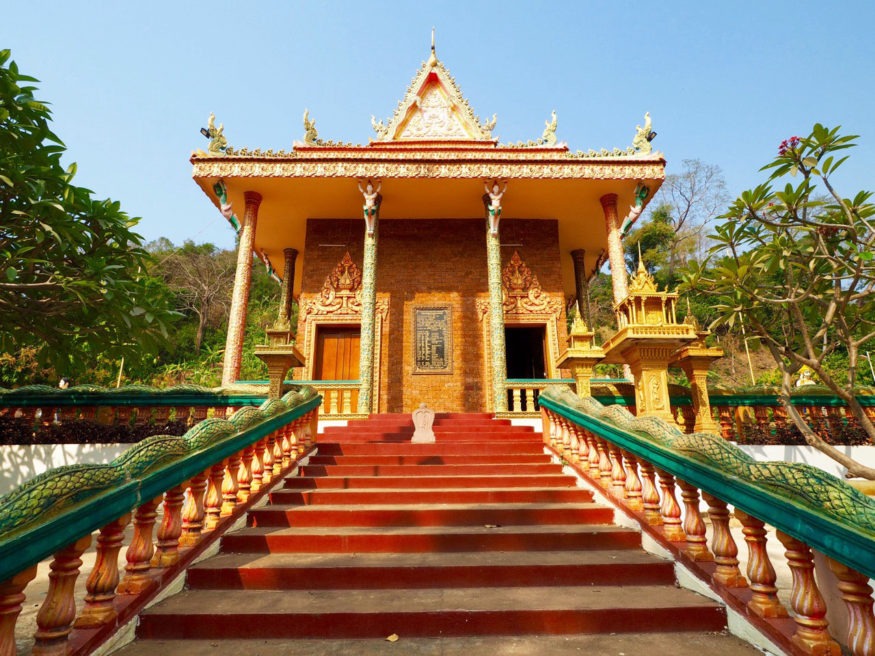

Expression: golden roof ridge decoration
xmin=372 ymin=50 xmax=497 ymax=142
xmin=628 ymin=256 xmax=659 ymax=294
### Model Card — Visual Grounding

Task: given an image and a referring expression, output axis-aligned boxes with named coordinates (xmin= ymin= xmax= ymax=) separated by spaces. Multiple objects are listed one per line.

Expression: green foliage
xmin=0 ymin=50 xmax=172 ymax=377
xmin=683 ymin=124 xmax=875 ymax=453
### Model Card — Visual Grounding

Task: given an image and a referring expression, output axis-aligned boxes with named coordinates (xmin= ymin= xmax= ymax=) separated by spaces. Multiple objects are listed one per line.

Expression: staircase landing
xmin=116 ymin=413 xmax=760 ymax=655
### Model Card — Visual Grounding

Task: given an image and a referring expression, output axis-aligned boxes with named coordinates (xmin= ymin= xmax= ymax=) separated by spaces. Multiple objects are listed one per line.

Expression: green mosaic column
xmin=357 ymin=205 xmax=379 ymax=414
xmin=486 ymin=215 xmax=508 ymax=413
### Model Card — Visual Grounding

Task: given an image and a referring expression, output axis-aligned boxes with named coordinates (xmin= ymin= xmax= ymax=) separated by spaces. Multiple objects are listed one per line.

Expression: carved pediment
xmin=302 ymin=251 xmax=363 ymax=317
xmin=373 ymin=55 xmax=496 ymax=143
xmin=501 ymin=251 xmax=562 ymax=316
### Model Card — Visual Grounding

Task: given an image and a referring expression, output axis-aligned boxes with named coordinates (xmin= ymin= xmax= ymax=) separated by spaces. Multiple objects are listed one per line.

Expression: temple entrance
xmin=505 ymin=325 xmax=547 ymax=380
xmin=313 ymin=326 xmax=361 ymax=381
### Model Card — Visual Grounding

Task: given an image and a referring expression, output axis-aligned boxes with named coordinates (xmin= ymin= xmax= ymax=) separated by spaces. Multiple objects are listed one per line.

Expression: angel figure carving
xmin=358 ymin=180 xmax=382 ymax=235
xmin=632 ymin=112 xmax=655 ymax=154
xmin=206 ymin=113 xmax=227 ymax=154
xmin=541 ymin=110 xmax=558 ymax=146
xmin=370 ymin=115 xmax=385 ymax=135
xmin=303 ymin=109 xmax=319 ymax=145
xmin=484 ymin=181 xmax=507 ymax=236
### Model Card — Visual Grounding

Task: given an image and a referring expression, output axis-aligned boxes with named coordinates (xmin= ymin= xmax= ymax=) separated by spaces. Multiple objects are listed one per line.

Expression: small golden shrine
xmin=670 ymin=311 xmax=723 ymax=432
xmin=602 ymin=260 xmax=697 ymax=423
xmin=556 ymin=316 xmax=606 ymax=397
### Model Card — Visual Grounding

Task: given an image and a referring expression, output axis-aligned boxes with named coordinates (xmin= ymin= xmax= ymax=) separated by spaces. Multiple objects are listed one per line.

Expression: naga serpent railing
xmin=539 ymin=385 xmax=875 ymax=656
xmin=0 ymin=386 xmax=321 ymax=656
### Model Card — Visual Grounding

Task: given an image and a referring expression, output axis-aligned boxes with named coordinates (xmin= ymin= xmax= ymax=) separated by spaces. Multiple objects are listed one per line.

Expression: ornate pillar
xmin=222 ymin=191 xmax=262 ymax=386
xmin=485 ymin=181 xmax=508 ymax=412
xmin=357 ymin=181 xmax=381 ymax=414
xmin=276 ymin=248 xmax=298 ymax=329
xmin=570 ymin=249 xmax=592 ymax=328
xmin=600 ymin=193 xmax=628 ymax=305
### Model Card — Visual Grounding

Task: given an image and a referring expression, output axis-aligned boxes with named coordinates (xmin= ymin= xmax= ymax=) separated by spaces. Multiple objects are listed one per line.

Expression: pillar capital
xmin=600 ymin=193 xmax=619 ymax=212
xmin=243 ymin=191 xmax=263 ymax=208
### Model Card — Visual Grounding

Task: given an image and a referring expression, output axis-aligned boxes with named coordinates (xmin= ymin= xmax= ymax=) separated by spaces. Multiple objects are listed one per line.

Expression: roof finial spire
xmin=428 ymin=27 xmax=438 ymax=67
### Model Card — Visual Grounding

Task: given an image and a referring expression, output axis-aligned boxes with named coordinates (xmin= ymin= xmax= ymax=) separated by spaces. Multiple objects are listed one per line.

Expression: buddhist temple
xmin=190 ymin=43 xmax=666 ymax=417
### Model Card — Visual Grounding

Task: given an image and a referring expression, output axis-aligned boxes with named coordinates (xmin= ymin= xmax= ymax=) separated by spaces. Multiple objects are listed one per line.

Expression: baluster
xmin=191 ymin=405 xmax=208 ymax=424
xmin=76 ymin=513 xmax=132 ymax=627
xmin=549 ymin=417 xmax=563 ymax=451
xmin=622 ymin=451 xmax=643 ymax=510
xmin=512 ymin=388 xmax=522 ymax=413
xmin=152 ymin=485 xmax=185 ymax=567
xmin=180 ymin=471 xmax=208 ymax=547
xmin=733 ymin=509 xmax=786 ymax=618
xmin=272 ymin=432 xmax=284 ymax=476
xmin=213 ymin=406 xmax=228 ymax=419
xmin=261 ymin=436 xmax=275 ymax=486
xmin=677 ymin=480 xmax=712 ymax=561
xmin=773 ymin=403 xmax=788 ymax=429
xmin=118 ymin=498 xmax=160 ymax=594
xmin=281 ymin=426 xmax=293 ymax=469
xmin=608 ymin=444 xmax=627 ymax=498
xmin=638 ymin=461 xmax=662 ymax=525
xmin=586 ymin=430 xmax=600 ymax=479
xmin=753 ymin=406 xmax=770 ymax=436
xmin=221 ymin=454 xmax=241 ymax=517
xmin=560 ymin=419 xmax=572 ymax=457
xmin=826 ymin=558 xmax=875 ymax=656
xmin=203 ymin=462 xmax=226 ymax=531
xmin=341 ymin=389 xmax=352 ymax=415
xmin=541 ymin=409 xmax=553 ymax=446
xmin=33 ymin=534 xmax=92 ymax=656
xmin=567 ymin=425 xmax=581 ymax=465
xmin=656 ymin=470 xmax=685 ymax=541
xmin=237 ymin=445 xmax=255 ymax=502
xmin=776 ymin=531 xmax=841 ymax=655
xmin=681 ymin=405 xmax=696 ymax=434
xmin=702 ymin=493 xmax=747 ymax=587
xmin=289 ymin=422 xmax=300 ymax=457
xmin=250 ymin=439 xmax=265 ymax=494
xmin=596 ymin=438 xmax=612 ymax=489
xmin=717 ymin=406 xmax=734 ymax=439
xmin=0 ymin=565 xmax=37 ymax=656
xmin=825 ymin=407 xmax=844 ymax=436
xmin=526 ymin=388 xmax=536 ymax=412
xmin=329 ymin=390 xmax=339 ymax=415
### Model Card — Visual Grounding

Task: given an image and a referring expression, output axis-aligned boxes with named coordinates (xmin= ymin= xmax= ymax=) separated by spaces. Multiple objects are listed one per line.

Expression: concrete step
xmin=220 ymin=524 xmax=642 ymax=553
xmin=186 ymin=550 xmax=676 ymax=590
xmin=314 ymin=441 xmax=545 ymax=456
xmin=299 ymin=462 xmax=561 ymax=477
xmin=111 ymin=633 xmax=763 ymax=656
xmin=306 ymin=453 xmax=549 ymax=465
xmin=281 ymin=474 xmax=578 ymax=490
xmin=136 ymin=585 xmax=728 ymax=639
xmin=269 ymin=486 xmax=595 ymax=506
xmin=248 ymin=502 xmax=613 ymax=528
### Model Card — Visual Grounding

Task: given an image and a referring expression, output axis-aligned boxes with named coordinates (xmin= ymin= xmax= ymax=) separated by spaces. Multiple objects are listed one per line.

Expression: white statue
xmin=411 ymin=403 xmax=436 ymax=443
xmin=358 ymin=179 xmax=382 ymax=236
xmin=484 ymin=181 xmax=507 ymax=236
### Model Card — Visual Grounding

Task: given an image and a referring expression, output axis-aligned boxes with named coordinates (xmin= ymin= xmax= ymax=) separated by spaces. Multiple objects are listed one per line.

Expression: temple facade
xmin=191 ymin=46 xmax=666 ymax=416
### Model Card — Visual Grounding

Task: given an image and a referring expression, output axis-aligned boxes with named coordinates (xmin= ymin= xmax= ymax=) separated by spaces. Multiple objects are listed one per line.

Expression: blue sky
xmin=4 ymin=1 xmax=874 ymax=250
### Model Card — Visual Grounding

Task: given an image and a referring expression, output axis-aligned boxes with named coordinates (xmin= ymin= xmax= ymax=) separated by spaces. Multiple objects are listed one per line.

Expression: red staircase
xmin=116 ymin=413 xmax=760 ymax=654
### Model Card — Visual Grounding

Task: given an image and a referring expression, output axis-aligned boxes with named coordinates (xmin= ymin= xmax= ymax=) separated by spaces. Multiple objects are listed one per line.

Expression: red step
xmin=248 ymin=502 xmax=612 ymax=527
xmin=298 ymin=463 xmax=561 ymax=477
xmin=220 ymin=524 xmax=644 ymax=553
xmin=269 ymin=486 xmax=594 ymax=506
xmin=281 ymin=474 xmax=577 ymax=489
xmin=314 ymin=441 xmax=545 ymax=456
xmin=186 ymin=551 xmax=676 ymax=590
xmin=306 ymin=453 xmax=548 ymax=465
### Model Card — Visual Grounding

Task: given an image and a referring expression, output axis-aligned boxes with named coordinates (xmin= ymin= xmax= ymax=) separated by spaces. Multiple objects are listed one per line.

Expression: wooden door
xmin=313 ymin=326 xmax=361 ymax=380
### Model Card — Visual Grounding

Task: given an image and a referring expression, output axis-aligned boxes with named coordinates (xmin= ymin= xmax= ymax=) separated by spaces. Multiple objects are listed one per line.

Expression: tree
xmin=0 ymin=49 xmax=172 ymax=375
xmin=150 ymin=241 xmax=235 ymax=352
xmin=684 ymin=124 xmax=875 ymax=478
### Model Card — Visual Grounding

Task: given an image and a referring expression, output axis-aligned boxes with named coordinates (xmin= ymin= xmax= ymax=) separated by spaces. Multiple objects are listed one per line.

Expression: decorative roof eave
xmin=190 ymin=154 xmax=665 ymax=181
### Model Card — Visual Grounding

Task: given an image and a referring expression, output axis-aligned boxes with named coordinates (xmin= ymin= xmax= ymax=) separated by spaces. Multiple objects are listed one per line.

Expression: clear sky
xmin=4 ymin=1 xmax=874 ymax=250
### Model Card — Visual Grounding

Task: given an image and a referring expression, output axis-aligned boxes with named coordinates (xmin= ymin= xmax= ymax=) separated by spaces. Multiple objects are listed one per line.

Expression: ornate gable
xmin=372 ymin=50 xmax=496 ymax=143
xmin=302 ymin=251 xmax=363 ymax=317
xmin=500 ymin=250 xmax=562 ymax=316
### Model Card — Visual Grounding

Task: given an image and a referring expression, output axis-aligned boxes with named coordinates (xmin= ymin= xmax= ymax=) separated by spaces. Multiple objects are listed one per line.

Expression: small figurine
xmin=484 ymin=181 xmax=507 ymax=236
xmin=358 ymin=179 xmax=382 ymax=235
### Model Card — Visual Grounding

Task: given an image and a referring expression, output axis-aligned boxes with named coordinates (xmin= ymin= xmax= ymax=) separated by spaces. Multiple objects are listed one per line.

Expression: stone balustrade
xmin=540 ymin=384 xmax=875 ymax=656
xmin=0 ymin=388 xmax=321 ymax=656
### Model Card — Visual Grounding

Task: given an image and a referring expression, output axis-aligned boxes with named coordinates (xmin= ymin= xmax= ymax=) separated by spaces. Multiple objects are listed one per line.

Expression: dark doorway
xmin=505 ymin=325 xmax=547 ymax=380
